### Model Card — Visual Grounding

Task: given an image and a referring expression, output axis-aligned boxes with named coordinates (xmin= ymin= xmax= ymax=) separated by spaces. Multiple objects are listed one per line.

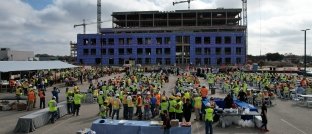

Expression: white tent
xmin=0 ymin=61 xmax=77 ymax=72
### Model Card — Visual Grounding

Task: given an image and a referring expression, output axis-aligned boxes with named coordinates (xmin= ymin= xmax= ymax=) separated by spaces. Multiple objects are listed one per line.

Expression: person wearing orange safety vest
xmin=27 ymin=89 xmax=35 ymax=111
xmin=155 ymin=92 xmax=161 ymax=115
xmin=135 ymin=92 xmax=143 ymax=120
xmin=111 ymin=94 xmax=122 ymax=120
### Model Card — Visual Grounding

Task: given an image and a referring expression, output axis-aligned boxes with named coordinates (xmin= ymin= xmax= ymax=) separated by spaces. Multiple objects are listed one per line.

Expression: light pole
xmin=302 ymin=29 xmax=310 ymax=76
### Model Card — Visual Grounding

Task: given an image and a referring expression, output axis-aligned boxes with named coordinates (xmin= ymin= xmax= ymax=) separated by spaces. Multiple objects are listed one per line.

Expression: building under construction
xmin=76 ymin=8 xmax=247 ymax=66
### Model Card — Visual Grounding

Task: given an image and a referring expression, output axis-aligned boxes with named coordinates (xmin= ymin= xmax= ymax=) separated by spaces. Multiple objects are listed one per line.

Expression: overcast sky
xmin=0 ymin=0 xmax=311 ymax=56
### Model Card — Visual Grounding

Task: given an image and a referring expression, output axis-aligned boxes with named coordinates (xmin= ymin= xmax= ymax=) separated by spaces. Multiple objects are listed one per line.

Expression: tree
xmin=266 ymin=53 xmax=284 ymax=61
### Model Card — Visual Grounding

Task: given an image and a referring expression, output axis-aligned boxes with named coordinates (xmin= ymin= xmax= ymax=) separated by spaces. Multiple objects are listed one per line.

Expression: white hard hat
xmin=176 ymin=92 xmax=181 ymax=97
xmin=99 ymin=91 xmax=103 ymax=94
xmin=116 ymin=94 xmax=119 ymax=97
xmin=52 ymin=96 xmax=56 ymax=99
xmin=137 ymin=92 xmax=141 ymax=95
xmin=205 ymin=102 xmax=211 ymax=107
xmin=147 ymin=91 xmax=151 ymax=95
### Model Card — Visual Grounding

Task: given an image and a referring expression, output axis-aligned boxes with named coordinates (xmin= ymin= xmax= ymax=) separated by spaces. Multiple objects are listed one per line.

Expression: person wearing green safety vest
xmin=168 ymin=96 xmax=176 ymax=120
xmin=205 ymin=103 xmax=214 ymax=134
xmin=99 ymin=102 xmax=108 ymax=119
xmin=66 ymin=88 xmax=74 ymax=114
xmin=48 ymin=96 xmax=58 ymax=123
xmin=242 ymin=82 xmax=248 ymax=93
xmin=233 ymin=86 xmax=239 ymax=97
xmin=97 ymin=91 xmax=105 ymax=110
xmin=193 ymin=93 xmax=202 ymax=121
xmin=73 ymin=90 xmax=83 ymax=116
xmin=160 ymin=97 xmax=169 ymax=121
xmin=175 ymin=97 xmax=183 ymax=122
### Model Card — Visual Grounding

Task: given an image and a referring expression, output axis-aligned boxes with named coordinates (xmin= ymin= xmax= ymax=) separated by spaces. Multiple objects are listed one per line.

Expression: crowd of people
xmin=7 ymin=65 xmax=312 ymax=134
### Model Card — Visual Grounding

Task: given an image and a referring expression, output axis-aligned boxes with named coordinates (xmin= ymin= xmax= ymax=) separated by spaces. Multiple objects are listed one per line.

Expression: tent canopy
xmin=0 ymin=61 xmax=78 ymax=72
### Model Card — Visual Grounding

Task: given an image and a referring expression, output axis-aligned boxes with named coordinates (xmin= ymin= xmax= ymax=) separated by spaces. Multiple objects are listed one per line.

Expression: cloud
xmin=0 ymin=0 xmax=311 ymax=56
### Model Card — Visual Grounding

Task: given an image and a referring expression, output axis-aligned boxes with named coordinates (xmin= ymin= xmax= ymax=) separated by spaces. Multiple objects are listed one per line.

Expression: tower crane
xmin=241 ymin=0 xmax=248 ymax=57
xmin=173 ymin=0 xmax=194 ymax=10
xmin=74 ymin=19 xmax=111 ymax=34
xmin=97 ymin=0 xmax=101 ymax=34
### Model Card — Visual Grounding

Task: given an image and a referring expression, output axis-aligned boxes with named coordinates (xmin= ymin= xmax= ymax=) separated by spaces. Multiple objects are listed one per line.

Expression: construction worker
xmin=27 ymin=89 xmax=35 ymax=111
xmin=48 ymin=96 xmax=58 ymax=123
xmin=160 ymin=96 xmax=169 ymax=121
xmin=106 ymin=94 xmax=113 ymax=117
xmin=127 ymin=93 xmax=134 ymax=120
xmin=175 ymin=96 xmax=183 ymax=122
xmin=66 ymin=87 xmax=74 ymax=114
xmin=184 ymin=90 xmax=191 ymax=102
xmin=155 ymin=92 xmax=161 ymax=115
xmin=122 ymin=93 xmax=128 ymax=119
xmin=15 ymin=86 xmax=22 ymax=102
xmin=97 ymin=91 xmax=105 ymax=109
xmin=73 ymin=90 xmax=83 ymax=116
xmin=168 ymin=96 xmax=176 ymax=120
xmin=205 ymin=103 xmax=214 ymax=134
xmin=38 ymin=89 xmax=46 ymax=109
xmin=111 ymin=94 xmax=122 ymax=120
xmin=32 ymin=86 xmax=38 ymax=108
xmin=135 ymin=92 xmax=143 ymax=120
xmin=193 ymin=93 xmax=202 ymax=121
xmin=200 ymin=86 xmax=208 ymax=99
xmin=99 ymin=101 xmax=108 ymax=119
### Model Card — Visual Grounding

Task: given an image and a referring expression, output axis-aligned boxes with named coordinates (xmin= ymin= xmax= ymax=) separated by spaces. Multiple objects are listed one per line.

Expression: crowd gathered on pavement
xmin=6 ymin=66 xmax=312 ymax=133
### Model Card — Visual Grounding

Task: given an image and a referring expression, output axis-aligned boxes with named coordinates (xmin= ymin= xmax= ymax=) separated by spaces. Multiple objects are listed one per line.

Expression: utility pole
xmin=302 ymin=29 xmax=310 ymax=76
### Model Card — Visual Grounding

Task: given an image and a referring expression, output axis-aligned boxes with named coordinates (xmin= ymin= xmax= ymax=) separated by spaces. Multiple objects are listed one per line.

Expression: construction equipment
xmin=74 ymin=19 xmax=110 ymax=34
xmin=97 ymin=0 xmax=101 ymax=34
xmin=241 ymin=0 xmax=248 ymax=59
xmin=173 ymin=0 xmax=194 ymax=10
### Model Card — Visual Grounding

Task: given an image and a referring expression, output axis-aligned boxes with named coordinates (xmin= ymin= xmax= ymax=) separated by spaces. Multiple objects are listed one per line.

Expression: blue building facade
xmin=77 ymin=9 xmax=246 ymax=66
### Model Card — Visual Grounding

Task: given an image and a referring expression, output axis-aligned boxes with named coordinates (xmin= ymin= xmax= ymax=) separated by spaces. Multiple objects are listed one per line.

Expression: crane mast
xmin=97 ymin=0 xmax=101 ymax=34
xmin=242 ymin=0 xmax=248 ymax=62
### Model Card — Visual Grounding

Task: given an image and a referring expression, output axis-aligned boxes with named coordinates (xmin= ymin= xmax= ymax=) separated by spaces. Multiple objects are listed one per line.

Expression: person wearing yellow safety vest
xmin=111 ymin=94 xmax=122 ymax=120
xmin=122 ymin=93 xmax=128 ymax=119
xmin=205 ymin=103 xmax=214 ymax=134
xmin=127 ymin=93 xmax=134 ymax=120
xmin=183 ymin=90 xmax=191 ymax=103
xmin=99 ymin=101 xmax=108 ymax=119
xmin=175 ymin=96 xmax=183 ymax=122
xmin=160 ymin=96 xmax=169 ymax=121
xmin=193 ymin=93 xmax=202 ymax=121
xmin=168 ymin=96 xmax=176 ymax=120
xmin=48 ymin=96 xmax=58 ymax=123
xmin=97 ymin=91 xmax=105 ymax=110
xmin=65 ymin=87 xmax=74 ymax=114
xmin=73 ymin=90 xmax=83 ymax=116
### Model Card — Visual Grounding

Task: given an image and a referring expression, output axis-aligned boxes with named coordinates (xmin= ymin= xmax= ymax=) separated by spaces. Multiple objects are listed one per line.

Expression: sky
xmin=0 ymin=0 xmax=311 ymax=56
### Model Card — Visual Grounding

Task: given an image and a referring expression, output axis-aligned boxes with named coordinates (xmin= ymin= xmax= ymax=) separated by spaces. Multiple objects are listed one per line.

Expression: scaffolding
xmin=70 ymin=41 xmax=77 ymax=58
